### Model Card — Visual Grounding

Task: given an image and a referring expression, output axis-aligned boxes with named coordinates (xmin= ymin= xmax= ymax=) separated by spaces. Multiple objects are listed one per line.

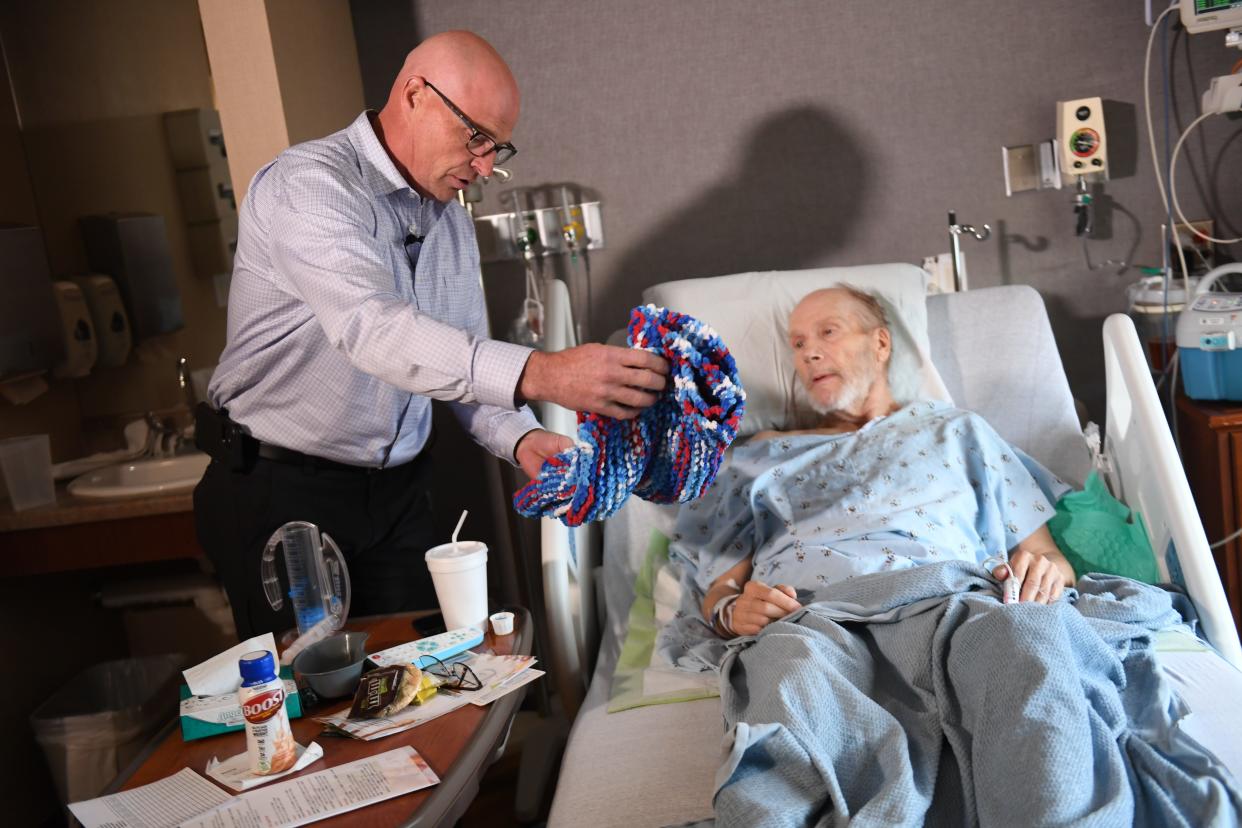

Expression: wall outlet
xmin=1163 ymin=219 xmax=1215 ymax=272
xmin=1202 ymin=74 xmax=1242 ymax=115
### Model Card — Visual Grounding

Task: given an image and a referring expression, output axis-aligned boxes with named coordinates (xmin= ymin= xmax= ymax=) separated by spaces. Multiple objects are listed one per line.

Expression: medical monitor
xmin=1180 ymin=0 xmax=1242 ymax=34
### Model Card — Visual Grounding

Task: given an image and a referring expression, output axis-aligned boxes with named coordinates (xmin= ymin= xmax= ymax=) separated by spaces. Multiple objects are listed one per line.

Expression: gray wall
xmin=354 ymin=0 xmax=1241 ymax=423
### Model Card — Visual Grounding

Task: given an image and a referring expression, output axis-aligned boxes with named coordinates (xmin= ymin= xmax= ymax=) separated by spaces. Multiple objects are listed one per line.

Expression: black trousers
xmin=194 ymin=453 xmax=439 ymax=641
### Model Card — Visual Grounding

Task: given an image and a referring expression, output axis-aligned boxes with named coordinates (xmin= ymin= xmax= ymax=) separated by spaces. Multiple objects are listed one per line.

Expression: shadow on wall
xmin=601 ymin=105 xmax=869 ymax=321
xmin=348 ymin=0 xmax=420 ymax=110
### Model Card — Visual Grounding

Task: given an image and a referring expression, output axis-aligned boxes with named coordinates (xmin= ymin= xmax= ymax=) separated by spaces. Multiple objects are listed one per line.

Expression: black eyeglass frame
xmin=423 ymin=80 xmax=517 ymax=165
xmin=421 ymin=653 xmax=482 ymax=692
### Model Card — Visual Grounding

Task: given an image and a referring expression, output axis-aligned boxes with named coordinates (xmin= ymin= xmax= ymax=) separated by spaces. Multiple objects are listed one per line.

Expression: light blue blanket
xmin=701 ymin=561 xmax=1241 ymax=827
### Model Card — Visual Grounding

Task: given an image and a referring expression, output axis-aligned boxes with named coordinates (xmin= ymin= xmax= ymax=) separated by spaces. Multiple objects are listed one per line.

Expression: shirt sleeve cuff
xmin=497 ymin=410 xmax=543 ymax=465
xmin=471 ymin=339 xmax=535 ymax=410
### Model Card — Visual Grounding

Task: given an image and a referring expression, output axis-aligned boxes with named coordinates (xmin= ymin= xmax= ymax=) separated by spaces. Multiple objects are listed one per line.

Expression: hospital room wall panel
xmin=374 ymin=0 xmax=1242 ymax=424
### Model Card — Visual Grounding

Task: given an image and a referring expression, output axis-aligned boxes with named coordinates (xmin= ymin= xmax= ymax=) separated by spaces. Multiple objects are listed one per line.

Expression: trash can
xmin=30 ymin=654 xmax=183 ymax=807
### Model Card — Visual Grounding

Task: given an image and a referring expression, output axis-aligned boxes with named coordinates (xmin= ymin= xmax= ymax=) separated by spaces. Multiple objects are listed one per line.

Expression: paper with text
xmin=469 ymin=667 xmax=543 ymax=707
xmin=68 ymin=767 xmax=232 ymax=828
xmin=182 ymin=746 xmax=439 ymax=827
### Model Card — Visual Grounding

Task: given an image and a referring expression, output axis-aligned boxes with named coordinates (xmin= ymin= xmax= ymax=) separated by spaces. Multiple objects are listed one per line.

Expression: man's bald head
xmin=387 ymin=31 xmax=520 ymax=129
xmin=375 ymin=31 xmax=519 ymax=202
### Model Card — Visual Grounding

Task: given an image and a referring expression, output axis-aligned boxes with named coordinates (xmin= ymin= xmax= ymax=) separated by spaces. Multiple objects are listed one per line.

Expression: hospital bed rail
xmin=1102 ymin=313 xmax=1242 ymax=668
xmin=534 ymin=278 xmax=600 ymax=719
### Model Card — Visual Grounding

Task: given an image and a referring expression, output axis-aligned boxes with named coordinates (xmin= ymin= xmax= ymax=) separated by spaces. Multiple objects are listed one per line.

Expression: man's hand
xmin=514 ymin=429 xmax=574 ymax=479
xmin=992 ymin=548 xmax=1069 ymax=605
xmin=518 ymin=344 xmax=669 ymax=420
xmin=729 ymin=580 xmax=802 ymax=636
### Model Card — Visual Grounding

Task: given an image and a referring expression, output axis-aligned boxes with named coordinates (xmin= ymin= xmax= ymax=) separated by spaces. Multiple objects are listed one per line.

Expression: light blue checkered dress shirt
xmin=209 ymin=112 xmax=540 ymax=467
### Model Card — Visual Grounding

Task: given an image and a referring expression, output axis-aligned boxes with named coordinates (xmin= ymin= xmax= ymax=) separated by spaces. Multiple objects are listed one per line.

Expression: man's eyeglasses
xmin=424 ymin=80 xmax=517 ymax=165
xmin=422 ymin=654 xmax=482 ymax=692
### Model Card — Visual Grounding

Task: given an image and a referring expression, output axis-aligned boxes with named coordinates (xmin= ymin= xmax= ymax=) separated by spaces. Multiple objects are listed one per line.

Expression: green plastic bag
xmin=1046 ymin=471 xmax=1160 ymax=584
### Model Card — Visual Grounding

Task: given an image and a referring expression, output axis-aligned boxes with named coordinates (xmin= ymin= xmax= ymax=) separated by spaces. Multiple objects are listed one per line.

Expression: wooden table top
xmin=1176 ymin=394 xmax=1242 ymax=430
xmin=113 ymin=610 xmax=532 ymax=827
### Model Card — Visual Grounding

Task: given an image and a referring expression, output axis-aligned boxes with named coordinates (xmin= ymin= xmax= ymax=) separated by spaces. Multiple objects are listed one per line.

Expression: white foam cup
xmin=425 ymin=541 xmax=489 ymax=631
xmin=490 ymin=611 xmax=514 ymax=636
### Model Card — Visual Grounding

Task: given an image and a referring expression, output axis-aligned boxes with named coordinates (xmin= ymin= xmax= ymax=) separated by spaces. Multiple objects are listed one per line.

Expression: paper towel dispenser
xmin=79 ymin=213 xmax=184 ymax=340
xmin=0 ymin=225 xmax=63 ymax=378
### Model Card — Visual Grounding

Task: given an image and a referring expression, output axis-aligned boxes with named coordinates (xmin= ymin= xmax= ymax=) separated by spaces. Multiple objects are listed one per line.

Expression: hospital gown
xmin=660 ymin=399 xmax=1070 ymax=669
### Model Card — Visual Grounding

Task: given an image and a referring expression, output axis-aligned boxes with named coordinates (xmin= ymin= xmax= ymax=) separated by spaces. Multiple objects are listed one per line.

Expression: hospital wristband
xmin=710 ymin=592 xmax=741 ymax=637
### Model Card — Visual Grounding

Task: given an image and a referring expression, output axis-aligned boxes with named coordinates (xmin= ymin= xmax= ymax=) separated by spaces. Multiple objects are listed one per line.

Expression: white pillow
xmin=642 ymin=264 xmax=952 ymax=436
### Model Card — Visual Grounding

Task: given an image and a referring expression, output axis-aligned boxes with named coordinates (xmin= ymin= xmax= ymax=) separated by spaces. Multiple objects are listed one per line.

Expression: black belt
xmin=256 ymin=442 xmax=383 ymax=474
xmin=196 ymin=403 xmax=431 ymax=474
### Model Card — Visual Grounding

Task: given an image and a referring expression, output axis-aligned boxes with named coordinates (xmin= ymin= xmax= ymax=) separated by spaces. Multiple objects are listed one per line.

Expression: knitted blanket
xmin=513 ymin=305 xmax=746 ymax=526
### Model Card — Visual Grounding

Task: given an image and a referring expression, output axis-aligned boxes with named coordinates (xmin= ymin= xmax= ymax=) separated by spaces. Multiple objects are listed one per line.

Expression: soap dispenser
xmin=51 ymin=281 xmax=97 ymax=378
xmin=72 ymin=274 xmax=132 ymax=367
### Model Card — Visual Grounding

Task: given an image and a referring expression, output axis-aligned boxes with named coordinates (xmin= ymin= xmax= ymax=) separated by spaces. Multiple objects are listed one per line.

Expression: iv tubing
xmin=1144 ymin=4 xmax=1179 ymax=224
xmin=1168 ymin=111 xmax=1242 ymax=246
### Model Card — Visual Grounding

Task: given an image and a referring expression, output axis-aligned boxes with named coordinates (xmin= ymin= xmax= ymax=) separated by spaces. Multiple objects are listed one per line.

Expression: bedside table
xmin=1176 ymin=396 xmax=1242 ymax=634
xmin=108 ymin=608 xmax=533 ymax=827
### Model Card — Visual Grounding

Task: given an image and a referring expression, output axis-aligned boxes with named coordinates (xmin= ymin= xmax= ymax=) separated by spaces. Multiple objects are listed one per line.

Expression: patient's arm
xmin=701 ymin=556 xmax=802 ymax=637
xmin=995 ymin=525 xmax=1075 ymax=604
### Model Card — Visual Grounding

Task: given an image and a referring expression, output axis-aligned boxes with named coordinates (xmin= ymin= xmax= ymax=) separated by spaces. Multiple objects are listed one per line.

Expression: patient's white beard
xmin=808 ymin=359 xmax=878 ymax=417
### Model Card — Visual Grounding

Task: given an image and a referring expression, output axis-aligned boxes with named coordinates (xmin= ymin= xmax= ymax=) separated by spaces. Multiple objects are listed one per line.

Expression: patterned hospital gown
xmin=671 ymin=400 xmax=1070 ymax=602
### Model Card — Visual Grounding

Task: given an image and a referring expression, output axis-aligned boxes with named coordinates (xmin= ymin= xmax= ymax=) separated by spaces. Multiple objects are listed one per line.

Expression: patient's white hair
xmin=833 ymin=283 xmax=890 ymax=333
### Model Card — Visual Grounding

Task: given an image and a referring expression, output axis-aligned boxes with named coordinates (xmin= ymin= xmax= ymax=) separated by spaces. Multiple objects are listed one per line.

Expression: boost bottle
xmin=238 ymin=650 xmax=296 ymax=775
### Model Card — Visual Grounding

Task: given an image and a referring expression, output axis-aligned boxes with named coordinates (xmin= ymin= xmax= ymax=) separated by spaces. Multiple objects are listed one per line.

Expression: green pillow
xmin=1046 ymin=471 xmax=1159 ymax=584
xmin=608 ymin=530 xmax=719 ymax=713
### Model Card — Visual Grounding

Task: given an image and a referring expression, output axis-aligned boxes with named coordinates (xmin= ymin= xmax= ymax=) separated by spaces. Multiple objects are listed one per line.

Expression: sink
xmin=68 ymin=452 xmax=211 ymax=499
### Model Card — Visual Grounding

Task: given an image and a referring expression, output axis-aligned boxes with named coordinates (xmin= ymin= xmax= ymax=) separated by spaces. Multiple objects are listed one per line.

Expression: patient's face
xmin=788 ymin=291 xmax=889 ymax=415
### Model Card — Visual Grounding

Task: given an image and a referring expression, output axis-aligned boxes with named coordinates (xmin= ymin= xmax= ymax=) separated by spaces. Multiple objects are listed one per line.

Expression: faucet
xmin=140 ymin=358 xmax=199 ymax=457
xmin=143 ymin=411 xmax=179 ymax=457
xmin=177 ymin=357 xmax=198 ymax=411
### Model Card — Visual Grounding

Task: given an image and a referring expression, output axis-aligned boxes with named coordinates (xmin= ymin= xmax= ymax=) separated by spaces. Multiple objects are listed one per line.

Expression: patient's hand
xmin=992 ymin=548 xmax=1067 ymax=605
xmin=731 ymin=580 xmax=803 ymax=635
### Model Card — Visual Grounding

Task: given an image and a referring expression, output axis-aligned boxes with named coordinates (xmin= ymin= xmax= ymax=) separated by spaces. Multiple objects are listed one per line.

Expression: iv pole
xmin=948 ymin=211 xmax=992 ymax=292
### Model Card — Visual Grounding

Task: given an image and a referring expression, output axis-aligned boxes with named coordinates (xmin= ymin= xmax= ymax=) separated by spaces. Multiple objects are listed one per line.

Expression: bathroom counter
xmin=0 ymin=486 xmax=199 ymax=576
xmin=0 ymin=487 xmax=193 ymax=532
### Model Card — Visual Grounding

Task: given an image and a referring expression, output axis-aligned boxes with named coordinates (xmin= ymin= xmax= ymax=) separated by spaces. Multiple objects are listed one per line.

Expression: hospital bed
xmin=533 ymin=265 xmax=1242 ymax=827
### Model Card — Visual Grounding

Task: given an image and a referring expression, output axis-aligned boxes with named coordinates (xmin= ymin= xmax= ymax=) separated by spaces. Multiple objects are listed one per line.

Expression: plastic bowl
xmin=292 ymin=631 xmax=370 ymax=699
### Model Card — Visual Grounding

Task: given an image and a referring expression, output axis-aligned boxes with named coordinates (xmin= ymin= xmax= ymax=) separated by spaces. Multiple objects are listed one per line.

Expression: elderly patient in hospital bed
xmin=658 ymin=286 xmax=1242 ymax=826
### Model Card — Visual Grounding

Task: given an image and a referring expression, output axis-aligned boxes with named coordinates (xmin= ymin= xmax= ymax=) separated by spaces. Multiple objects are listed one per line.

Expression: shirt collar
xmin=348 ymin=111 xmax=421 ymax=199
